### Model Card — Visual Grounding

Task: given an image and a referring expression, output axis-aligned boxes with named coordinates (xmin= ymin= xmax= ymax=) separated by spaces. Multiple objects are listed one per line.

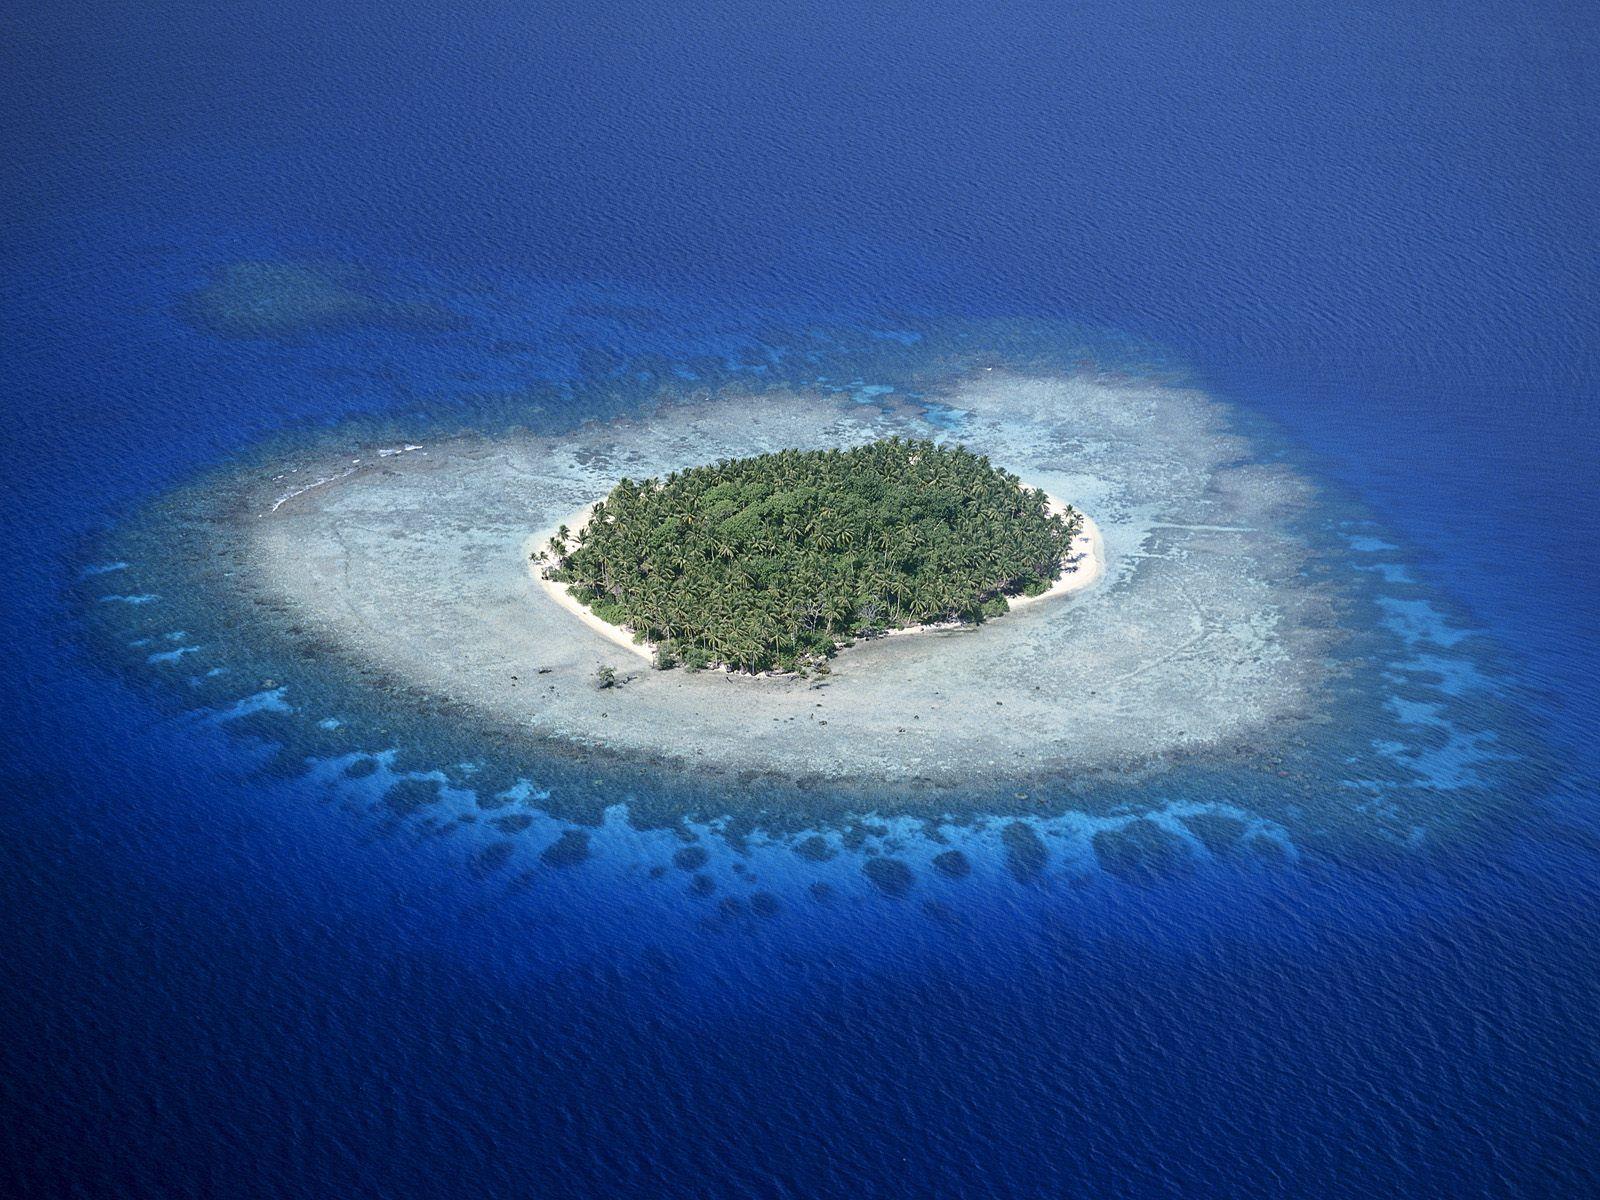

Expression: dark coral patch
xmin=540 ymin=829 xmax=590 ymax=868
xmin=1183 ymin=811 xmax=1249 ymax=856
xmin=382 ymin=777 xmax=440 ymax=815
xmin=1092 ymin=820 xmax=1192 ymax=885
xmin=471 ymin=841 xmax=516 ymax=877
xmin=672 ymin=845 xmax=710 ymax=871
xmin=1001 ymin=821 xmax=1049 ymax=883
xmin=794 ymin=835 xmax=835 ymax=862
xmin=863 ymin=857 xmax=914 ymax=897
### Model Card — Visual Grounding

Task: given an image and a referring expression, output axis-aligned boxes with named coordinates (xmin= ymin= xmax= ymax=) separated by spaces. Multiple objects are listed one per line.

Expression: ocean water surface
xmin=4 ymin=2 xmax=1598 ymax=1196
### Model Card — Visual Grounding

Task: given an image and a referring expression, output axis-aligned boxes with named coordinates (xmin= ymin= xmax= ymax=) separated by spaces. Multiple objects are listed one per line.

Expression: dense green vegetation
xmin=539 ymin=438 xmax=1082 ymax=674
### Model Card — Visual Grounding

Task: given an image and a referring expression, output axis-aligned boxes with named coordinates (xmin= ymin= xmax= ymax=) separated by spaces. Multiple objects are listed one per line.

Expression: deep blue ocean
xmin=4 ymin=2 xmax=1598 ymax=1196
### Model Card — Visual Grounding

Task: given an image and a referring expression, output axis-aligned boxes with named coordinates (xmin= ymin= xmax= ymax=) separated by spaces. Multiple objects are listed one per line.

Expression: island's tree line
xmin=539 ymin=438 xmax=1083 ymax=674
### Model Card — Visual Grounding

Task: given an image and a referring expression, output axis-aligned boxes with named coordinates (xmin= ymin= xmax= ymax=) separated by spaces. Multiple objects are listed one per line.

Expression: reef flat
xmin=220 ymin=371 xmax=1333 ymax=792
xmin=81 ymin=308 xmax=1543 ymax=858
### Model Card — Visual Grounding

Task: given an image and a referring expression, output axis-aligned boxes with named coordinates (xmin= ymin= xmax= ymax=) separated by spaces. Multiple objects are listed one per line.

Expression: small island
xmin=150 ymin=374 xmax=1329 ymax=792
xmin=535 ymin=438 xmax=1085 ymax=674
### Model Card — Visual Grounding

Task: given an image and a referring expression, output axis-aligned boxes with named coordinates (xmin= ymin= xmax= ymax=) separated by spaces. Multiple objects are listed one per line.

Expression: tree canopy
xmin=539 ymin=438 xmax=1082 ymax=674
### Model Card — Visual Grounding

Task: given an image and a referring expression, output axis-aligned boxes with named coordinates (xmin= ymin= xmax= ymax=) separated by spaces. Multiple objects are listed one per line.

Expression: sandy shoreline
xmin=525 ymin=493 xmax=1106 ymax=668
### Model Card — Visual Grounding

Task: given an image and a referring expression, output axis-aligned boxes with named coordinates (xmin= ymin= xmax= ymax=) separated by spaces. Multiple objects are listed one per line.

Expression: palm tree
xmin=552 ymin=438 xmax=1078 ymax=671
